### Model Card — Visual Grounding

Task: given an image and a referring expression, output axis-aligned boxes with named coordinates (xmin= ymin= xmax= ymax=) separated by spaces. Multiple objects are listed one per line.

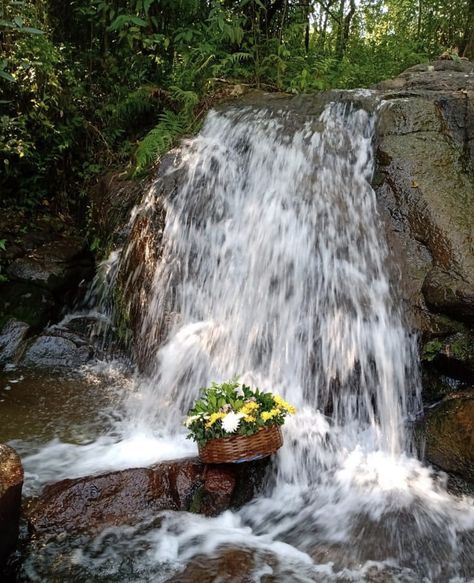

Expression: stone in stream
xmin=21 ymin=332 xmax=93 ymax=368
xmin=0 ymin=444 xmax=24 ymax=565
xmin=0 ymin=319 xmax=30 ymax=365
xmin=422 ymin=393 xmax=474 ymax=482
xmin=26 ymin=458 xmax=270 ymax=536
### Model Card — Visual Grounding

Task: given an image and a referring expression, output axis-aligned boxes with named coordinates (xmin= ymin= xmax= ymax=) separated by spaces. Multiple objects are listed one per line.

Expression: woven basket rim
xmin=203 ymin=424 xmax=280 ymax=444
xmin=198 ymin=424 xmax=283 ymax=464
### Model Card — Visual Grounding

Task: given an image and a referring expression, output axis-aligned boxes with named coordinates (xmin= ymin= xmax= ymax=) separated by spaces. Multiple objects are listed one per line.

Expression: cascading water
xmin=132 ymin=102 xmax=419 ymax=458
xmin=19 ymin=100 xmax=474 ymax=581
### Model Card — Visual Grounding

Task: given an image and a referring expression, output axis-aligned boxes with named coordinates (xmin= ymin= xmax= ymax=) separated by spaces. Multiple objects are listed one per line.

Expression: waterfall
xmin=21 ymin=100 xmax=474 ymax=581
xmin=112 ymin=101 xmax=471 ymax=580
xmin=130 ymin=102 xmax=419 ymax=458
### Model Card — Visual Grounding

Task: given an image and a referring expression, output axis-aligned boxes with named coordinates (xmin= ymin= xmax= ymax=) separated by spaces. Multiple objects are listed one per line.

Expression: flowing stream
xmin=12 ymin=101 xmax=474 ymax=581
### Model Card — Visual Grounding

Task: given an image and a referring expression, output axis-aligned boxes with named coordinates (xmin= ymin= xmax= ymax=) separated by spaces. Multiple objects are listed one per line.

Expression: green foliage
xmin=1 ymin=0 xmax=473 ymax=211
xmin=134 ymin=110 xmax=191 ymax=174
xmin=422 ymin=339 xmax=444 ymax=362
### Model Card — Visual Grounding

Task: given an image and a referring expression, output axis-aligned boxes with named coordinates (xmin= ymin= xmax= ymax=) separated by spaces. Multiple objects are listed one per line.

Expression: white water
xmin=20 ymin=103 xmax=474 ymax=581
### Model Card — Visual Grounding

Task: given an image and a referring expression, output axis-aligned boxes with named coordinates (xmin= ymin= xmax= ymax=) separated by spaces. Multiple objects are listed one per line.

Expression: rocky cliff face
xmin=372 ymin=59 xmax=474 ymax=485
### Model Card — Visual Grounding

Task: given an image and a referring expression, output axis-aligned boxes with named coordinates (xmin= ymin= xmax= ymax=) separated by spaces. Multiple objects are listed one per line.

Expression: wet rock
xmin=0 ymin=319 xmax=30 ymax=365
xmin=21 ymin=334 xmax=93 ymax=368
xmin=26 ymin=457 xmax=270 ymax=535
xmin=26 ymin=460 xmax=202 ymax=536
xmin=420 ymin=367 xmax=468 ymax=403
xmin=165 ymin=547 xmax=276 ymax=583
xmin=91 ymin=172 xmax=145 ymax=246
xmin=0 ymin=282 xmax=57 ymax=330
xmin=197 ymin=466 xmax=236 ymax=517
xmin=6 ymin=238 xmax=94 ymax=296
xmin=375 ymin=63 xmax=474 ymax=335
xmin=422 ymin=268 xmax=474 ymax=324
xmin=423 ymin=394 xmax=474 ymax=482
xmin=422 ymin=331 xmax=474 ymax=382
xmin=0 ymin=444 xmax=24 ymax=565
xmin=376 ymin=59 xmax=474 ymax=92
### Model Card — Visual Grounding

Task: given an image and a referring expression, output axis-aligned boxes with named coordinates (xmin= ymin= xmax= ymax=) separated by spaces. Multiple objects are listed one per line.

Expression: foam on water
xmin=18 ymin=102 xmax=474 ymax=581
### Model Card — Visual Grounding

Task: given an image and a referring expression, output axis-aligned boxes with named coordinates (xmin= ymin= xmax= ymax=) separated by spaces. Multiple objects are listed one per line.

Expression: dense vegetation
xmin=1 ymin=0 xmax=473 ymax=214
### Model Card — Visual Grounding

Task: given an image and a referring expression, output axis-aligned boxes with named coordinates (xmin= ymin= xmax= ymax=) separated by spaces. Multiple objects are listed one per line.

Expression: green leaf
xmin=20 ymin=27 xmax=45 ymax=34
xmin=108 ymin=14 xmax=147 ymax=31
xmin=0 ymin=70 xmax=15 ymax=82
xmin=13 ymin=16 xmax=24 ymax=27
xmin=0 ymin=20 xmax=16 ymax=29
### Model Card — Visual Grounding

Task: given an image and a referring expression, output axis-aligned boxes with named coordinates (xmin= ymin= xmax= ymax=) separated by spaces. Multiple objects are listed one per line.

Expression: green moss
xmin=422 ymin=338 xmax=444 ymax=362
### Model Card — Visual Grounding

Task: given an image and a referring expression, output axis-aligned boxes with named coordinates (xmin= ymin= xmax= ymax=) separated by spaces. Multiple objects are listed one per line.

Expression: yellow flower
xmin=243 ymin=415 xmax=256 ymax=423
xmin=239 ymin=401 xmax=259 ymax=416
xmin=205 ymin=412 xmax=226 ymax=428
xmin=273 ymin=395 xmax=296 ymax=415
xmin=261 ymin=408 xmax=280 ymax=422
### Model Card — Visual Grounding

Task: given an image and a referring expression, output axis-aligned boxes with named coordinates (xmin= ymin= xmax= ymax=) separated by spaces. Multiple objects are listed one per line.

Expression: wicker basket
xmin=198 ymin=425 xmax=283 ymax=464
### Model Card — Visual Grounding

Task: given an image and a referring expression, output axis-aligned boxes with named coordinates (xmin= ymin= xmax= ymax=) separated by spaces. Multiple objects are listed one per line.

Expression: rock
xmin=0 ymin=281 xmax=57 ymax=330
xmin=90 ymin=172 xmax=145 ymax=247
xmin=6 ymin=238 xmax=94 ymax=296
xmin=422 ymin=268 xmax=474 ymax=323
xmin=0 ymin=319 xmax=30 ymax=365
xmin=376 ymin=59 xmax=474 ymax=92
xmin=423 ymin=394 xmax=474 ymax=482
xmin=21 ymin=334 xmax=93 ymax=368
xmin=26 ymin=457 xmax=270 ymax=535
xmin=164 ymin=547 xmax=276 ymax=583
xmin=422 ymin=331 xmax=474 ymax=382
xmin=375 ymin=64 xmax=474 ymax=335
xmin=421 ymin=368 xmax=468 ymax=403
xmin=0 ymin=444 xmax=24 ymax=565
xmin=196 ymin=466 xmax=236 ymax=517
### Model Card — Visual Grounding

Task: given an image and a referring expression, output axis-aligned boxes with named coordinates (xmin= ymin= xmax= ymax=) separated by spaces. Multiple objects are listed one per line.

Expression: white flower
xmin=221 ymin=411 xmax=244 ymax=433
xmin=184 ymin=414 xmax=201 ymax=427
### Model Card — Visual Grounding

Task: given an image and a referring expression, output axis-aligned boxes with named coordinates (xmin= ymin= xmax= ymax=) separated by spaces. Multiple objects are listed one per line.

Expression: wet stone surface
xmin=25 ymin=458 xmax=270 ymax=536
xmin=423 ymin=393 xmax=474 ymax=482
xmin=0 ymin=444 xmax=23 ymax=566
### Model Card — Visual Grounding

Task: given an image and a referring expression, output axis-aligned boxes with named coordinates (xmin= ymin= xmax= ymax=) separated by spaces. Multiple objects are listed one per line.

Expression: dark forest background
xmin=1 ymin=0 xmax=473 ymax=214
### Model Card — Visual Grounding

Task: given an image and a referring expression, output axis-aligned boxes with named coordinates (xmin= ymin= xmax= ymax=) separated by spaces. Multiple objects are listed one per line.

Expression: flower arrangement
xmin=185 ymin=379 xmax=296 ymax=447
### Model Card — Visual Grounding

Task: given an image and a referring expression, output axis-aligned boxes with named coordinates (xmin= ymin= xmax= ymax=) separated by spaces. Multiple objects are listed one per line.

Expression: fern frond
xmin=134 ymin=110 xmax=190 ymax=175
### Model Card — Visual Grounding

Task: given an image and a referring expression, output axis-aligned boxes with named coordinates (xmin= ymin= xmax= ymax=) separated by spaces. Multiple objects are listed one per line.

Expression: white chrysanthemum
xmin=221 ymin=411 xmax=244 ymax=433
xmin=184 ymin=414 xmax=201 ymax=427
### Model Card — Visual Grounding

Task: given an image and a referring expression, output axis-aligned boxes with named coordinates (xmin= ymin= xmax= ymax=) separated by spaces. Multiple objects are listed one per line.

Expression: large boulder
xmin=20 ymin=333 xmax=93 ymax=368
xmin=422 ymin=394 xmax=474 ymax=482
xmin=373 ymin=60 xmax=474 ymax=422
xmin=0 ymin=444 xmax=23 ymax=565
xmin=375 ymin=61 xmax=474 ymax=336
xmin=26 ymin=457 xmax=270 ymax=536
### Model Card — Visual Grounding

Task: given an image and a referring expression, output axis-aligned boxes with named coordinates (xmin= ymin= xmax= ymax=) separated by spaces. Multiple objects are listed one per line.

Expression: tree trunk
xmin=335 ymin=0 xmax=355 ymax=60
xmin=461 ymin=0 xmax=474 ymax=59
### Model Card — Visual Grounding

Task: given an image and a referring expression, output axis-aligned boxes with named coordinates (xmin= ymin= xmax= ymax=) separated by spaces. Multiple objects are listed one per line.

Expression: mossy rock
xmin=423 ymin=395 xmax=474 ymax=482
xmin=422 ymin=331 xmax=474 ymax=382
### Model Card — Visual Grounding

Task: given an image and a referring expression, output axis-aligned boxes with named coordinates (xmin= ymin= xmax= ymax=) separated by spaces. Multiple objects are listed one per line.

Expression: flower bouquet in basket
xmin=185 ymin=379 xmax=296 ymax=464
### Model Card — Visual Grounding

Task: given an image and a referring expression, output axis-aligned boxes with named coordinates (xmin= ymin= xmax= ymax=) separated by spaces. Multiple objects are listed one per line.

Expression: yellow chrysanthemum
xmin=205 ymin=412 xmax=226 ymax=428
xmin=273 ymin=395 xmax=296 ymax=415
xmin=243 ymin=415 xmax=256 ymax=423
xmin=239 ymin=401 xmax=259 ymax=416
xmin=261 ymin=408 xmax=280 ymax=422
